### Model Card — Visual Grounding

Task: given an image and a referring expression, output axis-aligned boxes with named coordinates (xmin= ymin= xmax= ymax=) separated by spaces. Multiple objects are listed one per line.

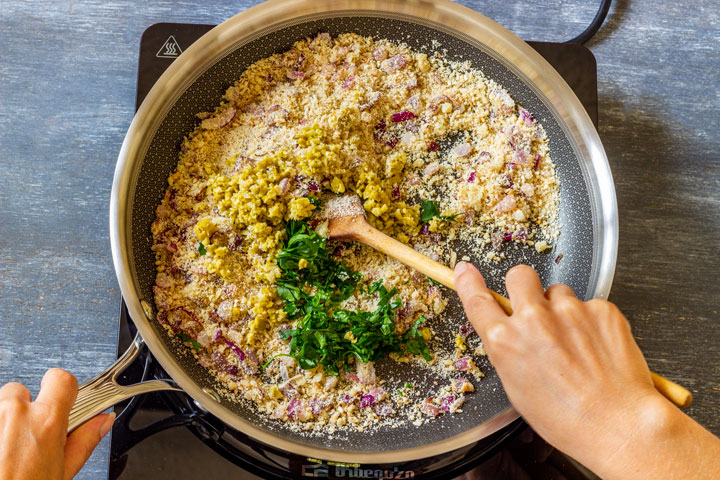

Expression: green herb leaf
xmin=427 ymin=277 xmax=443 ymax=287
xmin=198 ymin=242 xmax=207 ymax=256
xmin=420 ymin=200 xmax=459 ymax=223
xmin=178 ymin=332 xmax=202 ymax=351
xmin=420 ymin=200 xmax=441 ymax=223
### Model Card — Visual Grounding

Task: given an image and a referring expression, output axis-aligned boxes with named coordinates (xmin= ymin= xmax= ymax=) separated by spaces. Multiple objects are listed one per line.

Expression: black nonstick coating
xmin=130 ymin=14 xmax=594 ymax=453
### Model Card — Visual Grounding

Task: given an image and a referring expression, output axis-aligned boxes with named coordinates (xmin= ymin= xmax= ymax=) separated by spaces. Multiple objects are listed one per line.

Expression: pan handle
xmin=67 ymin=332 xmax=182 ymax=432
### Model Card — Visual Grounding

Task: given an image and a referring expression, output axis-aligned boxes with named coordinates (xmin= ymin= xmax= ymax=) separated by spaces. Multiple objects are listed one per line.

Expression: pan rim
xmin=110 ymin=0 xmax=617 ymax=463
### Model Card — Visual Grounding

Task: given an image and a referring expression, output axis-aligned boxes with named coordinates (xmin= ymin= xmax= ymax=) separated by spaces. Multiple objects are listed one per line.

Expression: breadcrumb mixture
xmin=150 ymin=32 xmax=559 ymax=432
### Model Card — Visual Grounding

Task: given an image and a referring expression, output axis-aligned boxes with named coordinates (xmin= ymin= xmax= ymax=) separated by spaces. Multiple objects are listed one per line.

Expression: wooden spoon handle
xmin=650 ymin=372 xmax=693 ymax=408
xmin=358 ymin=224 xmax=693 ymax=408
xmin=358 ymin=224 xmax=513 ymax=313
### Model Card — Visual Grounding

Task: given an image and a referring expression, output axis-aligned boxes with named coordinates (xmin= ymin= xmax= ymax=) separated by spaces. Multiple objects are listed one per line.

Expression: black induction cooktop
xmin=108 ymin=22 xmax=600 ymax=480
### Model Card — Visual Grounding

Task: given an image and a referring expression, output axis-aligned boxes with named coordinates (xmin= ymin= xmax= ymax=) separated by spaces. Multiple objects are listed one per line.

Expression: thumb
xmin=63 ymin=412 xmax=115 ymax=480
xmin=454 ymin=262 xmax=507 ymax=337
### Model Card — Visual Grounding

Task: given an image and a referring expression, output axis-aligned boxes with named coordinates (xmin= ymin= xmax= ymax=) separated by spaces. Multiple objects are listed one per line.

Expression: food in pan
xmin=151 ymin=32 xmax=559 ymax=432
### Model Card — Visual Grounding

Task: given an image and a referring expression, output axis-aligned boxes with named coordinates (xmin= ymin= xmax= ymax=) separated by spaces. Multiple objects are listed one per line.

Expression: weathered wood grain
xmin=1 ymin=1 xmax=718 ymax=478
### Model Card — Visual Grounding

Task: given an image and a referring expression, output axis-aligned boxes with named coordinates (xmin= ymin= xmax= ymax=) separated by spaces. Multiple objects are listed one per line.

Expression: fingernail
xmin=454 ymin=261 xmax=469 ymax=277
xmin=99 ymin=412 xmax=116 ymax=437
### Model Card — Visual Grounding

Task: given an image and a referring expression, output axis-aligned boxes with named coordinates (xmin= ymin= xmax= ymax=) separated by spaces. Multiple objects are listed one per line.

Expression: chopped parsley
xmin=178 ymin=332 xmax=202 ymax=351
xmin=420 ymin=200 xmax=460 ymax=223
xmin=198 ymin=242 xmax=207 ymax=256
xmin=427 ymin=276 xmax=443 ymax=287
xmin=269 ymin=220 xmax=432 ymax=375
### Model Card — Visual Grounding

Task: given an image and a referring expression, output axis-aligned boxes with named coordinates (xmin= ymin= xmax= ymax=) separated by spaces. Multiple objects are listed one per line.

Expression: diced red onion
xmin=359 ymin=394 xmax=375 ymax=408
xmin=423 ymin=161 xmax=440 ymax=177
xmin=342 ymin=76 xmax=355 ymax=89
xmin=478 ymin=151 xmax=491 ymax=163
xmin=428 ymin=141 xmax=439 ymax=152
xmin=406 ymin=174 xmax=421 ymax=185
xmin=428 ymin=233 xmax=442 ymax=244
xmin=155 ymin=274 xmax=173 ymax=289
xmin=216 ymin=300 xmax=233 ymax=322
xmin=406 ymin=94 xmax=420 ymax=109
xmin=534 ymin=153 xmax=541 ymax=170
xmin=454 ymin=377 xmax=473 ymax=393
xmin=200 ymin=106 xmax=236 ymax=130
xmin=368 ymin=386 xmax=387 ymax=402
xmin=420 ymin=223 xmax=429 ymax=235
xmin=224 ymin=340 xmax=245 ymax=361
xmin=455 ymin=357 xmax=472 ymax=371
xmin=519 ymin=108 xmax=535 ymax=124
xmin=467 ymin=171 xmax=476 ymax=183
xmin=555 ymin=254 xmax=564 ymax=264
xmin=404 ymin=121 xmax=419 ymax=133
xmin=428 ymin=285 xmax=439 ymax=297
xmin=514 ymin=150 xmax=530 ymax=165
xmin=287 ymin=398 xmax=301 ymax=419
xmin=156 ymin=204 xmax=172 ymax=218
xmin=391 ymin=186 xmax=401 ymax=200
xmin=421 ymin=401 xmax=442 ymax=417
xmin=440 ymin=395 xmax=456 ymax=412
xmin=428 ymin=94 xmax=453 ymax=109
xmin=391 ymin=111 xmax=416 ymax=122
xmin=228 ymin=234 xmax=242 ymax=251
xmin=503 ymin=232 xmax=513 ymax=242
xmin=310 ymin=397 xmax=331 ymax=415
xmin=503 ymin=174 xmax=514 ymax=189
xmin=514 ymin=229 xmax=528 ymax=241
xmin=339 ymin=394 xmax=353 ymax=404
xmin=359 ymin=91 xmax=381 ymax=111
xmin=286 ymin=70 xmax=304 ymax=80
xmin=495 ymin=194 xmax=517 ymax=213
xmin=212 ymin=328 xmax=223 ymax=342
xmin=380 ymin=54 xmax=407 ymax=73
xmin=166 ymin=307 xmax=199 ymax=329
xmin=195 ymin=330 xmax=210 ymax=347
xmin=279 ymin=177 xmax=290 ymax=194
xmin=373 ymin=47 xmax=388 ymax=61
xmin=453 ymin=142 xmax=472 ymax=158
xmin=308 ymin=181 xmax=320 ymax=192
xmin=211 ymin=351 xmax=238 ymax=376
xmin=458 ymin=322 xmax=474 ymax=338
xmin=344 ymin=372 xmax=360 ymax=383
xmin=373 ymin=403 xmax=395 ymax=417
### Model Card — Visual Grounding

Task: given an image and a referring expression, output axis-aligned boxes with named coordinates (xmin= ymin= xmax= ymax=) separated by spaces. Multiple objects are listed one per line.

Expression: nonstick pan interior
xmin=128 ymin=13 xmax=597 ymax=453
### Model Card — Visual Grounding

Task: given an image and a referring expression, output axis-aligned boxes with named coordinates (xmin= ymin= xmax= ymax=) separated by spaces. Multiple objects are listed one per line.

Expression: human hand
xmin=453 ymin=262 xmax=664 ymax=477
xmin=0 ymin=368 xmax=115 ymax=480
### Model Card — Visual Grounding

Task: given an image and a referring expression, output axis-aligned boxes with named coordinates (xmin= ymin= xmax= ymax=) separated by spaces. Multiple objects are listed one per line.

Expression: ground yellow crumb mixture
xmin=150 ymin=32 xmax=559 ymax=432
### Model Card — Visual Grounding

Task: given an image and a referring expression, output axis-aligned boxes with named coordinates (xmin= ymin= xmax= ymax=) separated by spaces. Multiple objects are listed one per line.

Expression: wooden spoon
xmin=323 ymin=195 xmax=693 ymax=408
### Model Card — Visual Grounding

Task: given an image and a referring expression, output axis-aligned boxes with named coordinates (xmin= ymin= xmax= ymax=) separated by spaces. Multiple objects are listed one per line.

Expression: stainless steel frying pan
xmin=69 ymin=0 xmax=617 ymax=464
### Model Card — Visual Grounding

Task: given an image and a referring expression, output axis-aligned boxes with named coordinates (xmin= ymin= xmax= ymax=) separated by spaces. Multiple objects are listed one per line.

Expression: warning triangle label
xmin=156 ymin=35 xmax=183 ymax=58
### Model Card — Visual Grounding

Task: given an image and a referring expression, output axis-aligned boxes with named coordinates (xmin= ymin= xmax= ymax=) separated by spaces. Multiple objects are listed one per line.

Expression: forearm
xmin=571 ymin=394 xmax=720 ymax=480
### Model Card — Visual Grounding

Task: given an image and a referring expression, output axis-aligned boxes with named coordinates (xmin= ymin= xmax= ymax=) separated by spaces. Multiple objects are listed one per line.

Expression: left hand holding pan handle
xmin=0 ymin=368 xmax=115 ymax=480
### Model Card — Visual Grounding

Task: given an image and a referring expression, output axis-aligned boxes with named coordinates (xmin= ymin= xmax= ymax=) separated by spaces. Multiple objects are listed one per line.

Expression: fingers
xmin=454 ymin=262 xmax=508 ymax=337
xmin=35 ymin=368 xmax=78 ymax=419
xmin=506 ymin=265 xmax=545 ymax=310
xmin=0 ymin=382 xmax=32 ymax=402
xmin=63 ymin=412 xmax=115 ymax=480
xmin=545 ymin=283 xmax=575 ymax=301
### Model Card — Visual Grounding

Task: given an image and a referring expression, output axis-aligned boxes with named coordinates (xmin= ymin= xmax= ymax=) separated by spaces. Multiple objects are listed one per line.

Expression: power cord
xmin=566 ymin=0 xmax=612 ymax=44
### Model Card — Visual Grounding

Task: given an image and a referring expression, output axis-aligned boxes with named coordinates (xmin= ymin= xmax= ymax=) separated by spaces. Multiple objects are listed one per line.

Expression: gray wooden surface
xmin=1 ymin=1 xmax=719 ymax=478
